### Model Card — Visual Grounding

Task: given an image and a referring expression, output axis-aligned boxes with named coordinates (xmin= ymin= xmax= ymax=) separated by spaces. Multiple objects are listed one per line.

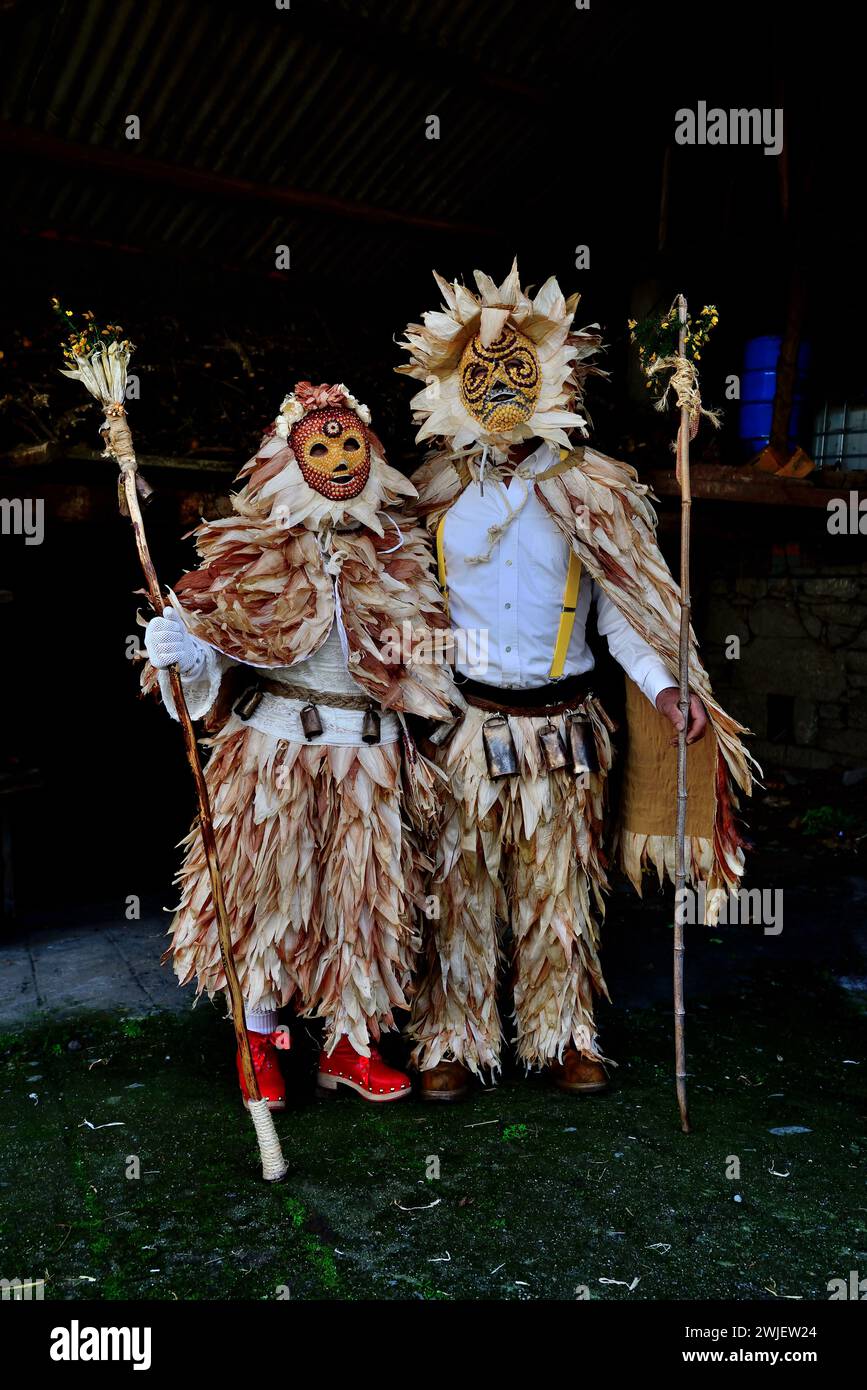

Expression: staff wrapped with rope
xmin=54 ymin=303 xmax=288 ymax=1182
xmin=630 ymin=295 xmax=720 ymax=1134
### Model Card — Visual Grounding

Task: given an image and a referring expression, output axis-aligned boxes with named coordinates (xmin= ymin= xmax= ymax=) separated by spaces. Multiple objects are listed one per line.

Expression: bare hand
xmin=655 ymin=687 xmax=708 ymax=745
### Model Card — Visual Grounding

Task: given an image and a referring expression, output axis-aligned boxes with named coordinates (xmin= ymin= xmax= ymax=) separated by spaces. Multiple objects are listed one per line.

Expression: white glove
xmin=144 ymin=609 xmax=207 ymax=678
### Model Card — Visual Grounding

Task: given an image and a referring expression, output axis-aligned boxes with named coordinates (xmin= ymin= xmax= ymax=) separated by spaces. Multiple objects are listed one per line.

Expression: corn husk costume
xmin=398 ymin=265 xmax=755 ymax=1077
xmin=144 ymin=382 xmax=462 ymax=1058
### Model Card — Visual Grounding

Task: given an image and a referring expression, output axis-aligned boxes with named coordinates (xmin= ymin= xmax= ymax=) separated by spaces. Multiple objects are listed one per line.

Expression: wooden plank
xmin=645 ymin=463 xmax=865 ymax=509
xmin=1 ymin=444 xmax=237 ymax=476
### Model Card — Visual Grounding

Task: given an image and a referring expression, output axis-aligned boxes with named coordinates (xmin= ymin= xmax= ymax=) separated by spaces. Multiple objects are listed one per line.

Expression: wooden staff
xmin=61 ymin=353 xmax=287 ymax=1178
xmin=673 ymin=294 xmax=692 ymax=1136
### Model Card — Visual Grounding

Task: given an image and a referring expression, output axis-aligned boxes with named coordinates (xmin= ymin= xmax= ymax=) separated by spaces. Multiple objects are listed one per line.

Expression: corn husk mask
xmin=398 ymin=261 xmax=604 ymax=457
xmin=234 ymin=381 xmax=414 ymax=535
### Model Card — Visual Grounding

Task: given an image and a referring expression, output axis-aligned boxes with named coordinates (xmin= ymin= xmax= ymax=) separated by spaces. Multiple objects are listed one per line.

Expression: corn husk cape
xmin=166 ymin=420 xmax=458 ymax=721
xmin=142 ymin=389 xmax=462 ymax=1044
xmin=399 ymin=268 xmax=755 ymax=923
xmin=410 ymin=444 xmax=753 ymax=921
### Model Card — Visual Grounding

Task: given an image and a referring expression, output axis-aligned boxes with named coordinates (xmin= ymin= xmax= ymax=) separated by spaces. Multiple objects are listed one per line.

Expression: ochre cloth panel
xmin=620 ymin=678 xmax=717 ymax=839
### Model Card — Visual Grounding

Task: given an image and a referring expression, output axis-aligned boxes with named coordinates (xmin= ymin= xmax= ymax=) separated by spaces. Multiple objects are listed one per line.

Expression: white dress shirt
xmin=441 ymin=442 xmax=674 ymax=705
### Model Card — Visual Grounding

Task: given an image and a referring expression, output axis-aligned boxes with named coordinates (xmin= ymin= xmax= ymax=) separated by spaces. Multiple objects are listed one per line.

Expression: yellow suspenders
xmin=435 ymin=511 xmax=450 ymax=619
xmin=548 ymin=549 xmax=582 ymax=680
xmin=434 ymin=511 xmax=582 ymax=679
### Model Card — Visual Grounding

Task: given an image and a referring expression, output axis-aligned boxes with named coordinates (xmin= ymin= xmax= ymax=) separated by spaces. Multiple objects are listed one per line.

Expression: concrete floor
xmin=0 ymin=911 xmax=189 ymax=1025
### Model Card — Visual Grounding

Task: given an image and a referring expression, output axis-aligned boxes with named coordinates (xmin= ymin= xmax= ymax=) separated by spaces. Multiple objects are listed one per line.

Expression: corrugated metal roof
xmin=4 ymin=0 xmax=853 ymax=468
xmin=0 ymin=0 xmax=654 ymax=279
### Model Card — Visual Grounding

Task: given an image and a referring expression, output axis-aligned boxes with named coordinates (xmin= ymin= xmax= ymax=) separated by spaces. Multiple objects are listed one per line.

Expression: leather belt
xmin=458 ymin=674 xmax=590 ymax=717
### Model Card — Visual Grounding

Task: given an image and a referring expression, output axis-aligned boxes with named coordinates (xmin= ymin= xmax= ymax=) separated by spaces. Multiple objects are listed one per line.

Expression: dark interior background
xmin=0 ymin=0 xmax=862 ymax=914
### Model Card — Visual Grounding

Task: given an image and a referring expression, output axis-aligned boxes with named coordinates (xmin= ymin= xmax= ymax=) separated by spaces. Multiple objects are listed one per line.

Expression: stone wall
xmin=692 ymin=514 xmax=867 ymax=770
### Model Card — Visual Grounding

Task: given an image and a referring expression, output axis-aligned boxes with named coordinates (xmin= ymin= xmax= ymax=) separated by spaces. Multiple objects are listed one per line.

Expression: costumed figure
xmin=143 ymin=382 xmax=461 ymax=1108
xmin=397 ymin=264 xmax=754 ymax=1100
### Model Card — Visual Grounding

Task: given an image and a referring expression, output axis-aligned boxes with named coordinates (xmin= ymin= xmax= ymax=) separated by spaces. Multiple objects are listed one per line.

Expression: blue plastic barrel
xmin=739 ymin=336 xmax=810 ymax=454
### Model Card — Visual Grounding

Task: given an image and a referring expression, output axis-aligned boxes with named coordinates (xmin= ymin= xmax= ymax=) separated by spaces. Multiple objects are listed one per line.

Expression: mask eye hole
xmin=462 ymin=362 xmax=488 ymax=401
xmin=343 ymin=437 xmax=360 ymax=452
xmin=309 ymin=442 xmax=328 ymax=457
xmin=505 ymin=351 xmax=539 ymax=387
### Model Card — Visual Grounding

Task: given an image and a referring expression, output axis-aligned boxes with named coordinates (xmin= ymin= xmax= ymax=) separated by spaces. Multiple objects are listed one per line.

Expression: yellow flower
xmin=628 ymin=318 xmax=637 ymax=329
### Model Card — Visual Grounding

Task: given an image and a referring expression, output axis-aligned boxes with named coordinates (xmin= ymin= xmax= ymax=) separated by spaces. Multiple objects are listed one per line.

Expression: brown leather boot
xmin=418 ymin=1059 xmax=472 ymax=1102
xmin=548 ymin=1048 xmax=609 ymax=1095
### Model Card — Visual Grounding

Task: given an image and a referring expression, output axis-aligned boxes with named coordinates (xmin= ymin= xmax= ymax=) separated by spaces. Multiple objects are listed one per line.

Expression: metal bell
xmin=566 ymin=711 xmax=599 ymax=774
xmin=361 ymin=704 xmax=381 ymax=745
xmin=481 ymin=714 xmax=519 ymax=779
xmin=234 ymin=687 xmax=264 ymax=721
xmin=427 ymin=716 xmax=458 ymax=748
xmin=538 ymin=718 xmax=569 ymax=771
xmin=300 ymin=702 xmax=324 ymax=739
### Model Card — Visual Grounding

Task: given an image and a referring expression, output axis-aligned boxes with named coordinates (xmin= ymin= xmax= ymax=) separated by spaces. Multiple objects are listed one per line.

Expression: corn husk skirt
xmin=409 ymin=698 xmax=614 ymax=1075
xmin=167 ymin=720 xmax=423 ymax=1055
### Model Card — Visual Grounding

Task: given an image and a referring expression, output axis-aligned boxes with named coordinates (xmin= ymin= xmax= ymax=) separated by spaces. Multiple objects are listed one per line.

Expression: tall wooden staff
xmin=55 ymin=310 xmax=288 ymax=1182
xmin=630 ymin=294 xmax=720 ymax=1135
xmin=673 ymin=293 xmax=692 ymax=1135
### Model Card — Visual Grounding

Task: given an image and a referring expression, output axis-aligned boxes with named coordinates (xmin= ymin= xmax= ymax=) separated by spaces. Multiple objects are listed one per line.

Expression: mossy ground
xmin=1 ymin=950 xmax=864 ymax=1302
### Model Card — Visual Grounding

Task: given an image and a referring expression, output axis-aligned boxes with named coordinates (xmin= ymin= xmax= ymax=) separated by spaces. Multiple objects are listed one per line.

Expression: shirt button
xmin=506 ymin=559 xmax=513 ymax=566
xmin=504 ymin=602 xmax=511 ymax=609
xmin=505 ymin=645 xmax=512 ymax=652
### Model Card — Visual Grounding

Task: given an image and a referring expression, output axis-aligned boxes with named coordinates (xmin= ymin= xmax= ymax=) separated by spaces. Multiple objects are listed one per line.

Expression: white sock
xmin=244 ymin=1006 xmax=279 ymax=1035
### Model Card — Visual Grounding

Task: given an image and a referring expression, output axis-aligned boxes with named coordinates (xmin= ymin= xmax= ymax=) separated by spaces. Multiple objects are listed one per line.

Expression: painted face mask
xmin=290 ymin=405 xmax=371 ymax=500
xmin=458 ymin=325 xmax=541 ymax=434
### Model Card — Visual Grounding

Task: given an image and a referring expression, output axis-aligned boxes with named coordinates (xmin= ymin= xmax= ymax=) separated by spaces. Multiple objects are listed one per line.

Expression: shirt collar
xmin=514 ymin=440 xmax=558 ymax=479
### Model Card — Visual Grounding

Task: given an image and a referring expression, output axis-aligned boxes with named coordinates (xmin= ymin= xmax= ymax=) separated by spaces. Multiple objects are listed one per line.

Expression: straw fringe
xmin=410 ymin=701 xmax=613 ymax=1074
xmin=167 ymin=723 xmax=425 ymax=1056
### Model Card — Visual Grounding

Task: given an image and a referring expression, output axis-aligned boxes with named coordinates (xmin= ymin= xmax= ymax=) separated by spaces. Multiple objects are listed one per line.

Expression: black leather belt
xmin=458 ymin=673 xmax=591 ymax=715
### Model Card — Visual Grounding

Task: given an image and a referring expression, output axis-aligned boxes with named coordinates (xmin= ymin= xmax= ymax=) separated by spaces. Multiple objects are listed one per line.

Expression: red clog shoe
xmin=237 ymin=1031 xmax=286 ymax=1112
xmin=317 ymin=1036 xmax=411 ymax=1103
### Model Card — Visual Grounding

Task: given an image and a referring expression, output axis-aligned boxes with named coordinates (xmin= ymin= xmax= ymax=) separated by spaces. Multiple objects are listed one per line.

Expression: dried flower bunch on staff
xmin=629 ymin=301 xmax=722 ymax=440
xmin=142 ymin=381 xmax=463 ymax=1107
xmin=397 ymin=264 xmax=754 ymax=1108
